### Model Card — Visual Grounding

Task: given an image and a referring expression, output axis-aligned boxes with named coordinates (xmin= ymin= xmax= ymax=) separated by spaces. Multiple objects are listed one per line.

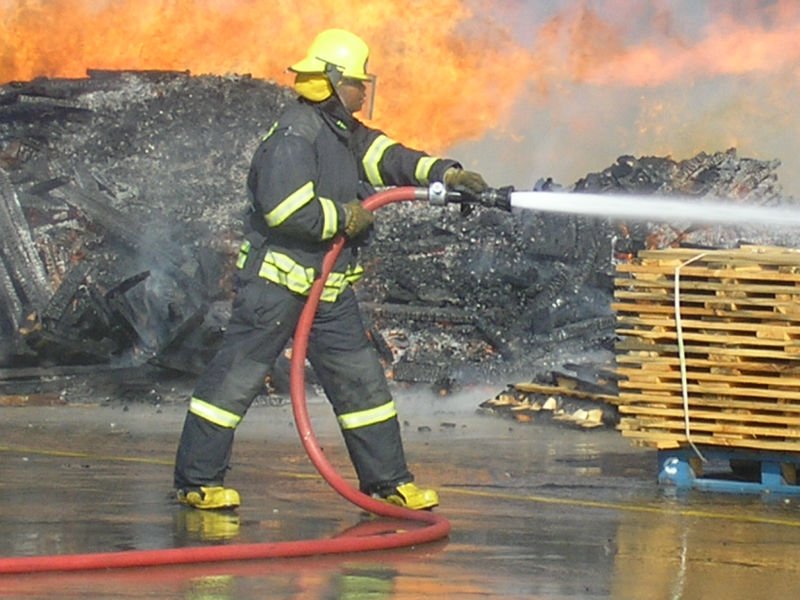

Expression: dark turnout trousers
xmin=174 ymin=278 xmax=412 ymax=494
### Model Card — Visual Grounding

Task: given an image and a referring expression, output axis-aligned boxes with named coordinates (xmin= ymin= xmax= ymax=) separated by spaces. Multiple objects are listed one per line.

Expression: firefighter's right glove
xmin=443 ymin=167 xmax=489 ymax=196
xmin=343 ymin=200 xmax=374 ymax=239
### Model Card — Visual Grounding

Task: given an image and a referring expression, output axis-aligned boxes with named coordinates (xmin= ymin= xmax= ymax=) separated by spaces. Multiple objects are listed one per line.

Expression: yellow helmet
xmin=290 ymin=28 xmax=373 ymax=82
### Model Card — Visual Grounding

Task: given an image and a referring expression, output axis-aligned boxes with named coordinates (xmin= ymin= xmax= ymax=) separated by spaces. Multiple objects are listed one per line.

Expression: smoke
xmin=453 ymin=0 xmax=800 ymax=196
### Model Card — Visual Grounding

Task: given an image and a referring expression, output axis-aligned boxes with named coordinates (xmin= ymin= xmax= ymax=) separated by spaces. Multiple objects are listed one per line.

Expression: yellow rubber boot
xmin=378 ymin=482 xmax=439 ymax=510
xmin=177 ymin=486 xmax=241 ymax=510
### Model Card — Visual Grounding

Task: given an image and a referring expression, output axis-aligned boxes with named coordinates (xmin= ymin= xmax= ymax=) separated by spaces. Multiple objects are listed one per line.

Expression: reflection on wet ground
xmin=1 ymin=393 xmax=800 ymax=599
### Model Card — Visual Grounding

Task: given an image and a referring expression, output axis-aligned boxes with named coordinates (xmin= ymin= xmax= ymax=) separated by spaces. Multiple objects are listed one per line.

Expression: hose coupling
xmin=424 ymin=181 xmax=448 ymax=206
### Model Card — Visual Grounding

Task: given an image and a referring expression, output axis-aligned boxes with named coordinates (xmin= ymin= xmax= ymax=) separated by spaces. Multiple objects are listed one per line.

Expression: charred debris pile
xmin=0 ymin=70 xmax=793 ymax=404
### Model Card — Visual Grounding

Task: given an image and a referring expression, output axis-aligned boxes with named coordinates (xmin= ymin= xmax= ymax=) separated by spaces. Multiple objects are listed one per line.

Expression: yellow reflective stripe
xmin=325 ymin=271 xmax=346 ymax=289
xmin=344 ymin=265 xmax=364 ymax=283
xmin=319 ymin=197 xmax=339 ymax=240
xmin=258 ymin=251 xmax=363 ymax=301
xmin=414 ymin=156 xmax=438 ymax=184
xmin=189 ymin=397 xmax=241 ymax=429
xmin=261 ymin=121 xmax=278 ymax=141
xmin=338 ymin=400 xmax=397 ymax=430
xmin=258 ymin=250 xmax=316 ymax=295
xmin=320 ymin=287 xmax=339 ymax=302
xmin=260 ymin=262 xmax=308 ymax=294
xmin=266 ymin=181 xmax=315 ymax=227
xmin=363 ymin=135 xmax=398 ymax=186
xmin=235 ymin=240 xmax=251 ymax=269
xmin=320 ymin=265 xmax=364 ymax=301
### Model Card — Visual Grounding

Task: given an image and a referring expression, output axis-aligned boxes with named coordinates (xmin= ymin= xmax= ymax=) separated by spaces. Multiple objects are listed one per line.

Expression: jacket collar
xmin=302 ymin=96 xmax=356 ymax=139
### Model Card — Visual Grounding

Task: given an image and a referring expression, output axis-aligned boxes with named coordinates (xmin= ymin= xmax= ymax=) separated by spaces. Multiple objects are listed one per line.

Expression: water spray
xmin=509 ymin=191 xmax=800 ymax=228
xmin=441 ymin=182 xmax=800 ymax=229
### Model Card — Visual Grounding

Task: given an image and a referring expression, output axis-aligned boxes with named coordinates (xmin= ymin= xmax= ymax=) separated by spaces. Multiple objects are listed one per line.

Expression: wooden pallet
xmin=613 ymin=245 xmax=800 ymax=451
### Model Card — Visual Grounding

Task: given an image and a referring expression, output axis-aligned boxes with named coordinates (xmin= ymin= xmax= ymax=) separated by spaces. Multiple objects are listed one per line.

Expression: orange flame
xmin=2 ymin=1 xmax=800 ymax=191
xmin=0 ymin=0 xmax=532 ymax=152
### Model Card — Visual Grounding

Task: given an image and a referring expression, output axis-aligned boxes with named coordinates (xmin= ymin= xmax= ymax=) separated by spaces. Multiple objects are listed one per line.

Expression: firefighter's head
xmin=290 ymin=28 xmax=376 ymax=118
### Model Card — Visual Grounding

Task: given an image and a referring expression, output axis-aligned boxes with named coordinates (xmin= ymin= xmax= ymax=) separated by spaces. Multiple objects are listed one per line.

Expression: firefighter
xmin=173 ymin=28 xmax=488 ymax=510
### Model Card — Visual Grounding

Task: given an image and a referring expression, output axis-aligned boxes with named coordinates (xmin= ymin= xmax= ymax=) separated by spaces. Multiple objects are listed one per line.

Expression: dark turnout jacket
xmin=242 ymin=96 xmax=459 ymax=302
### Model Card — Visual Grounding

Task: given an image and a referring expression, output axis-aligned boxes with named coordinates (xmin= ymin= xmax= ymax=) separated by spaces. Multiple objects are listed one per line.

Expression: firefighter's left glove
xmin=343 ymin=200 xmax=375 ymax=239
xmin=443 ymin=167 xmax=489 ymax=195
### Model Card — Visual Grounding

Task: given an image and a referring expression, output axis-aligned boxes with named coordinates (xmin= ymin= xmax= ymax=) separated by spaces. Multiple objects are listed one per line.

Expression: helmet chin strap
xmin=322 ymin=62 xmax=356 ymax=115
xmin=323 ymin=61 xmax=344 ymax=87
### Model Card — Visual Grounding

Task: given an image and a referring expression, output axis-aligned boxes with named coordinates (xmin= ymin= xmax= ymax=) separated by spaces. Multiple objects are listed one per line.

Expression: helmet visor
xmin=336 ymin=75 xmax=377 ymax=120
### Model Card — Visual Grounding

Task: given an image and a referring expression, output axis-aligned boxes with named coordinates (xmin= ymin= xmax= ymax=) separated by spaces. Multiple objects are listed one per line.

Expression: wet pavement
xmin=2 ymin=390 xmax=800 ymax=599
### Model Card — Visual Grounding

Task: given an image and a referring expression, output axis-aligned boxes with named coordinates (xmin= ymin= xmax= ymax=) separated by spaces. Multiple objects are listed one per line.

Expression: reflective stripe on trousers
xmin=337 ymin=400 xmax=397 ymax=430
xmin=188 ymin=397 xmax=242 ymax=429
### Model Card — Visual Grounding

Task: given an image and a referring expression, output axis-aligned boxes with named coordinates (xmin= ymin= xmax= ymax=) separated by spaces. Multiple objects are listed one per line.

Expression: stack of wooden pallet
xmin=613 ymin=245 xmax=800 ymax=451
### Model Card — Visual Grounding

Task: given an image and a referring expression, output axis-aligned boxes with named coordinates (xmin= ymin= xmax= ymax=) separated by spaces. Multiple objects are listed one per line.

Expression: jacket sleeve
xmin=248 ymin=128 xmax=347 ymax=242
xmin=351 ymin=123 xmax=460 ymax=188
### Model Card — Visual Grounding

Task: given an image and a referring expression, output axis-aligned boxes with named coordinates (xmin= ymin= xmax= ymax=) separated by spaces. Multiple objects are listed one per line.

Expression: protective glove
xmin=343 ymin=200 xmax=375 ymax=239
xmin=443 ymin=167 xmax=488 ymax=195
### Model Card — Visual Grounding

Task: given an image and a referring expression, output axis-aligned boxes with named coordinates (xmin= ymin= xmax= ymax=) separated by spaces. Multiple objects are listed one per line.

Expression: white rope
xmin=674 ymin=253 xmax=708 ymax=463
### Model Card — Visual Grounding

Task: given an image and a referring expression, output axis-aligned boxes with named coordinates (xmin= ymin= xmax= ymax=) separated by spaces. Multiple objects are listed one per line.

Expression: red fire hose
xmin=0 ymin=186 xmax=449 ymax=575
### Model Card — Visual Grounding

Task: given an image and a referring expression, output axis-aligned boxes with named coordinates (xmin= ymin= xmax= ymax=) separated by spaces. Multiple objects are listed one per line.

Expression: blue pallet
xmin=657 ymin=446 xmax=800 ymax=495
